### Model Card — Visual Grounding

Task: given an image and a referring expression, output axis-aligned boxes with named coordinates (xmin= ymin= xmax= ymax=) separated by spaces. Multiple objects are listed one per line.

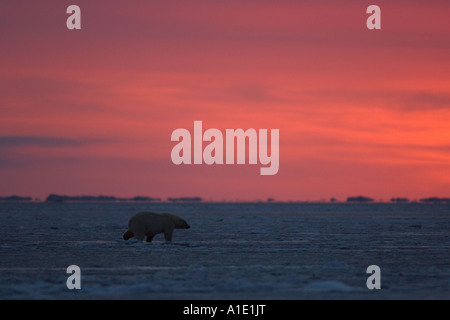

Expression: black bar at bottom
xmin=0 ymin=300 xmax=439 ymax=319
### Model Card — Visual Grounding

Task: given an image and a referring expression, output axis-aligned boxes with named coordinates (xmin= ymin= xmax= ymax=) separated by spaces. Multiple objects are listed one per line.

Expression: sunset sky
xmin=1 ymin=0 xmax=449 ymax=201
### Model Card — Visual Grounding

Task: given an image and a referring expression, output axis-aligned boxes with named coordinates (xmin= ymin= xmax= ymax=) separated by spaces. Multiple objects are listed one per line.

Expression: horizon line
xmin=0 ymin=194 xmax=449 ymax=204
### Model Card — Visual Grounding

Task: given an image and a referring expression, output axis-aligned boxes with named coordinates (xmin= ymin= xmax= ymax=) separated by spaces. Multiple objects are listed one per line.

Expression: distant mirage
xmin=171 ymin=121 xmax=279 ymax=175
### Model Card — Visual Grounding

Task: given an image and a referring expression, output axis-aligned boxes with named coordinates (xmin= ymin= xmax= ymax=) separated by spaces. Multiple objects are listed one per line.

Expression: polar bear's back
xmin=128 ymin=211 xmax=169 ymax=238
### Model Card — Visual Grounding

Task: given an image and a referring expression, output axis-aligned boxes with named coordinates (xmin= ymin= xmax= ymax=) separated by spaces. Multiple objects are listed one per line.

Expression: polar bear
xmin=123 ymin=211 xmax=190 ymax=242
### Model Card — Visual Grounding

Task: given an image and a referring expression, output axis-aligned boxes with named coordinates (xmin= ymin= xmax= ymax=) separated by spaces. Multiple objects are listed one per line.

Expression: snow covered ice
xmin=0 ymin=202 xmax=449 ymax=299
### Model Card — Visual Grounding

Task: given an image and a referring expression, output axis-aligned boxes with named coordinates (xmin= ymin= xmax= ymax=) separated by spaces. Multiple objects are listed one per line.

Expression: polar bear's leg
xmin=128 ymin=220 xmax=146 ymax=241
xmin=134 ymin=232 xmax=145 ymax=241
xmin=164 ymin=227 xmax=174 ymax=241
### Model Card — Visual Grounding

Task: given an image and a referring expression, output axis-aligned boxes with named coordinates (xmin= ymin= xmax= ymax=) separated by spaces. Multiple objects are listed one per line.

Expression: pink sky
xmin=1 ymin=1 xmax=449 ymax=201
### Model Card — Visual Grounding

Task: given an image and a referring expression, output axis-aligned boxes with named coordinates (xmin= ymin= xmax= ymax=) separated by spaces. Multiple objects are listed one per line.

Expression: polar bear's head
xmin=165 ymin=213 xmax=190 ymax=229
xmin=176 ymin=218 xmax=190 ymax=229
